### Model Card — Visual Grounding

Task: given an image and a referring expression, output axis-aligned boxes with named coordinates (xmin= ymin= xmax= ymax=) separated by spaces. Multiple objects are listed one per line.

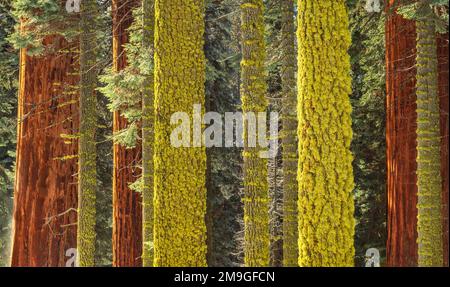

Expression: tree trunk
xmin=111 ymin=0 xmax=143 ymax=267
xmin=11 ymin=36 xmax=79 ymax=267
xmin=437 ymin=34 xmax=449 ymax=267
xmin=296 ymin=0 xmax=355 ymax=267
xmin=385 ymin=0 xmax=419 ymax=267
xmin=153 ymin=0 xmax=207 ymax=267
xmin=414 ymin=0 xmax=443 ymax=266
xmin=240 ymin=0 xmax=270 ymax=267
xmin=77 ymin=0 xmax=99 ymax=267
xmin=141 ymin=0 xmax=155 ymax=267
xmin=281 ymin=0 xmax=298 ymax=267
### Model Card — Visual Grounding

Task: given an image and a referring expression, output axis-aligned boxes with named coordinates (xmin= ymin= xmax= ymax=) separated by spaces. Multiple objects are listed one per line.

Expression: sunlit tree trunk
xmin=414 ymin=0 xmax=443 ymax=267
xmin=11 ymin=35 xmax=79 ymax=267
xmin=153 ymin=0 xmax=207 ymax=267
xmin=111 ymin=0 xmax=143 ymax=267
xmin=296 ymin=0 xmax=355 ymax=267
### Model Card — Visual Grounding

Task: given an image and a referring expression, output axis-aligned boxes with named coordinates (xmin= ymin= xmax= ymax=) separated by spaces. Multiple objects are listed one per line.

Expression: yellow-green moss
xmin=415 ymin=0 xmax=444 ymax=267
xmin=77 ymin=0 xmax=98 ymax=267
xmin=296 ymin=0 xmax=355 ymax=267
xmin=240 ymin=0 xmax=270 ymax=267
xmin=153 ymin=0 xmax=207 ymax=267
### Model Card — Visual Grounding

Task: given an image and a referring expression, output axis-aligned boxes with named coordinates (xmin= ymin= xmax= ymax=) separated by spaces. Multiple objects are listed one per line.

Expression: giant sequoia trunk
xmin=385 ymin=2 xmax=419 ymax=267
xmin=280 ymin=0 xmax=298 ymax=267
xmin=111 ymin=0 xmax=143 ymax=267
xmin=11 ymin=37 xmax=79 ymax=267
xmin=296 ymin=0 xmax=355 ymax=267
xmin=240 ymin=0 xmax=270 ymax=267
xmin=385 ymin=0 xmax=449 ymax=267
xmin=153 ymin=0 xmax=207 ymax=267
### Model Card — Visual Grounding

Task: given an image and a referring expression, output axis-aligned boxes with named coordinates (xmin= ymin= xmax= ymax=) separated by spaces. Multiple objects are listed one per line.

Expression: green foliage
xmin=396 ymin=0 xmax=448 ymax=33
xmin=99 ymin=6 xmax=153 ymax=149
xmin=348 ymin=0 xmax=387 ymax=266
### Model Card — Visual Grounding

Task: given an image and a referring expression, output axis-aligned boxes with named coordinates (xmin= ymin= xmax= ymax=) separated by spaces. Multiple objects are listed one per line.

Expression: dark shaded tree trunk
xmin=437 ymin=34 xmax=449 ymax=267
xmin=11 ymin=37 xmax=79 ymax=267
xmin=111 ymin=0 xmax=143 ymax=267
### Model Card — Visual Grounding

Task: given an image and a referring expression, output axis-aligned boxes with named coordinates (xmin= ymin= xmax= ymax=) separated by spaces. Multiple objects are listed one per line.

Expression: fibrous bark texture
xmin=437 ymin=34 xmax=449 ymax=267
xmin=296 ymin=0 xmax=355 ymax=267
xmin=153 ymin=0 xmax=207 ymax=267
xmin=415 ymin=0 xmax=443 ymax=267
xmin=11 ymin=37 xmax=79 ymax=267
xmin=385 ymin=1 xmax=419 ymax=267
xmin=240 ymin=0 xmax=270 ymax=267
xmin=77 ymin=0 xmax=98 ymax=267
xmin=281 ymin=0 xmax=298 ymax=267
xmin=141 ymin=0 xmax=155 ymax=267
xmin=111 ymin=0 xmax=143 ymax=267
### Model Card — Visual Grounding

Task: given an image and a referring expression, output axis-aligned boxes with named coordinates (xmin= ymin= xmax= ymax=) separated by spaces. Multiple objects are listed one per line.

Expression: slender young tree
xmin=77 ymin=0 xmax=99 ymax=267
xmin=111 ymin=0 xmax=143 ymax=267
xmin=414 ymin=0 xmax=444 ymax=267
xmin=141 ymin=0 xmax=155 ymax=267
xmin=296 ymin=0 xmax=355 ymax=267
xmin=280 ymin=0 xmax=298 ymax=267
xmin=153 ymin=0 xmax=207 ymax=266
xmin=240 ymin=0 xmax=270 ymax=267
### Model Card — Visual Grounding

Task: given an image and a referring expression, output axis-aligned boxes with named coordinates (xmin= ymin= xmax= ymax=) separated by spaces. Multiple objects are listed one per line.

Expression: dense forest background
xmin=0 ymin=0 xmax=448 ymax=267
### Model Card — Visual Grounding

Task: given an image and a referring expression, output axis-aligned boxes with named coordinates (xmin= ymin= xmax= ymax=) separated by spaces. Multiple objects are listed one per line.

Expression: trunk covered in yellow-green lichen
xmin=281 ymin=0 xmax=298 ymax=267
xmin=77 ymin=0 xmax=99 ymax=267
xmin=142 ymin=0 xmax=155 ymax=267
xmin=240 ymin=0 xmax=270 ymax=267
xmin=415 ymin=0 xmax=444 ymax=267
xmin=296 ymin=0 xmax=355 ymax=267
xmin=153 ymin=0 xmax=207 ymax=267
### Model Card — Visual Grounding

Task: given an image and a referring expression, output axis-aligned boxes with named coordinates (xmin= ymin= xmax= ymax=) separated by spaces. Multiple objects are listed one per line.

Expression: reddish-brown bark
xmin=11 ymin=37 xmax=79 ymax=267
xmin=111 ymin=0 xmax=143 ymax=267
xmin=386 ymin=1 xmax=449 ymax=266
xmin=385 ymin=2 xmax=418 ymax=267
xmin=437 ymin=34 xmax=449 ymax=267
